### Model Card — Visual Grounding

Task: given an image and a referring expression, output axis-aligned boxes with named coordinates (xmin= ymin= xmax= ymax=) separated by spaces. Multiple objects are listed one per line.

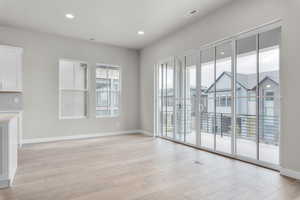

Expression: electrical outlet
xmin=13 ymin=97 xmax=20 ymax=104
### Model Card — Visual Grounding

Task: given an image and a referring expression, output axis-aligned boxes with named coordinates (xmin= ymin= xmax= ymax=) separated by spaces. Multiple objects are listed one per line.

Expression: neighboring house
xmin=159 ymin=70 xmax=280 ymax=144
xmin=203 ymin=70 xmax=279 ymax=144
xmin=205 ymin=71 xmax=279 ymax=117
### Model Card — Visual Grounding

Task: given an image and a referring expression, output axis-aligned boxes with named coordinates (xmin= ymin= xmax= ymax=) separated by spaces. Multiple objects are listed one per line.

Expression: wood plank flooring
xmin=1 ymin=134 xmax=300 ymax=200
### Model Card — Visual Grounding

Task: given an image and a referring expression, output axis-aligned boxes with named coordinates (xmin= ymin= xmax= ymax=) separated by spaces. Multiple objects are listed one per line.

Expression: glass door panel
xmin=236 ymin=35 xmax=258 ymax=159
xmin=185 ymin=55 xmax=197 ymax=145
xmin=166 ymin=62 xmax=175 ymax=138
xmin=258 ymin=28 xmax=280 ymax=164
xmin=159 ymin=63 xmax=167 ymax=137
xmin=158 ymin=59 xmax=175 ymax=139
xmin=200 ymin=47 xmax=215 ymax=149
xmin=157 ymin=64 xmax=162 ymax=136
xmin=215 ymin=41 xmax=233 ymax=154
xmin=174 ymin=58 xmax=185 ymax=142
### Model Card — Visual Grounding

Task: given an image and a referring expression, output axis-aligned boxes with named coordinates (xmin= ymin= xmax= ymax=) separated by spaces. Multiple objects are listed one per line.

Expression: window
xmin=59 ymin=59 xmax=88 ymax=119
xmin=96 ymin=65 xmax=121 ymax=117
xmin=248 ymin=91 xmax=256 ymax=102
xmin=220 ymin=96 xmax=227 ymax=107
xmin=227 ymin=96 xmax=232 ymax=107
xmin=265 ymin=91 xmax=274 ymax=101
xmin=216 ymin=96 xmax=220 ymax=106
xmin=216 ymin=95 xmax=231 ymax=107
xmin=264 ymin=90 xmax=275 ymax=116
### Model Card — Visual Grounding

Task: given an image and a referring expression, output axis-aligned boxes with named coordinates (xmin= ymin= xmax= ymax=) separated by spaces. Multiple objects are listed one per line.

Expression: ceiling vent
xmin=186 ymin=9 xmax=198 ymax=17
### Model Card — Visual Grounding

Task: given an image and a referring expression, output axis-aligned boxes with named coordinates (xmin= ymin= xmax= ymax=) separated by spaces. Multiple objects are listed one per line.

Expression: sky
xmin=160 ymin=47 xmax=279 ymax=89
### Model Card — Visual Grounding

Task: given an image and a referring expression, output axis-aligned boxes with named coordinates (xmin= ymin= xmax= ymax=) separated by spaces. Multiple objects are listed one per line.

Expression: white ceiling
xmin=0 ymin=0 xmax=234 ymax=49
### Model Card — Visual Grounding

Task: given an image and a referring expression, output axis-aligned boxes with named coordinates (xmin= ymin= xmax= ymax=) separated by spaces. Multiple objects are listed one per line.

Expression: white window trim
xmin=58 ymin=59 xmax=89 ymax=120
xmin=95 ymin=63 xmax=121 ymax=118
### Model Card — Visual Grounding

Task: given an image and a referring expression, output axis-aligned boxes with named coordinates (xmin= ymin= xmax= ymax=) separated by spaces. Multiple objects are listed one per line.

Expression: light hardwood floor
xmin=1 ymin=134 xmax=300 ymax=200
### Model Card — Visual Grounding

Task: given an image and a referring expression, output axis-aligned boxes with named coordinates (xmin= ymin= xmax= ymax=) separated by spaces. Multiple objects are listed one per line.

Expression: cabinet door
xmin=8 ymin=118 xmax=18 ymax=180
xmin=0 ymin=124 xmax=8 ymax=181
xmin=0 ymin=125 xmax=4 ymax=178
xmin=0 ymin=46 xmax=22 ymax=91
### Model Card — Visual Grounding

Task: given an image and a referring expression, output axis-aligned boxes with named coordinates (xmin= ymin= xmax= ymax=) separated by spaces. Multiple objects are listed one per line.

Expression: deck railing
xmin=160 ymin=110 xmax=279 ymax=145
xmin=200 ymin=112 xmax=279 ymax=145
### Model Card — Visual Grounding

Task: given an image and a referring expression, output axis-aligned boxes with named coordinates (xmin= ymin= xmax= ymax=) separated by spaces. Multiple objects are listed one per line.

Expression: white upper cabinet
xmin=0 ymin=45 xmax=23 ymax=92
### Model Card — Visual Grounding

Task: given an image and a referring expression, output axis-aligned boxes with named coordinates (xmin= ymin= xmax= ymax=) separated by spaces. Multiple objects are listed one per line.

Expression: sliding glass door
xmin=184 ymin=54 xmax=198 ymax=145
xmin=236 ymin=35 xmax=258 ymax=159
xmin=200 ymin=47 xmax=215 ymax=149
xmin=199 ymin=41 xmax=234 ymax=154
xmin=235 ymin=27 xmax=280 ymax=165
xmin=156 ymin=24 xmax=281 ymax=168
xmin=158 ymin=58 xmax=176 ymax=139
xmin=258 ymin=28 xmax=280 ymax=165
xmin=157 ymin=54 xmax=199 ymax=144
xmin=215 ymin=41 xmax=233 ymax=154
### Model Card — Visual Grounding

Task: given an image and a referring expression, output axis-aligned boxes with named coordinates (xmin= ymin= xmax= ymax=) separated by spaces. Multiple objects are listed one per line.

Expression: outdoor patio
xmin=178 ymin=132 xmax=279 ymax=164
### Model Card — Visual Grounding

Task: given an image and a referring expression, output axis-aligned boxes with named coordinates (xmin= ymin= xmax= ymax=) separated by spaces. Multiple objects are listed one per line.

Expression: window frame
xmin=58 ymin=59 xmax=89 ymax=120
xmin=264 ymin=90 xmax=275 ymax=101
xmin=95 ymin=63 xmax=121 ymax=118
xmin=227 ymin=96 xmax=232 ymax=107
xmin=219 ymin=95 xmax=227 ymax=107
xmin=216 ymin=96 xmax=220 ymax=107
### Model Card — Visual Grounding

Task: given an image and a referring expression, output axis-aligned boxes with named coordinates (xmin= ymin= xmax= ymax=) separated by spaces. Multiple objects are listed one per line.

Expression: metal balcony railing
xmin=200 ymin=112 xmax=279 ymax=145
xmin=160 ymin=110 xmax=279 ymax=145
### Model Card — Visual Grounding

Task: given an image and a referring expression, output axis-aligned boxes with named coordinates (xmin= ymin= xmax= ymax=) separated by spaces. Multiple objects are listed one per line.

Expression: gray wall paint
xmin=140 ymin=0 xmax=300 ymax=172
xmin=0 ymin=0 xmax=299 ymax=174
xmin=0 ymin=26 xmax=140 ymax=139
xmin=281 ymin=0 xmax=300 ymax=174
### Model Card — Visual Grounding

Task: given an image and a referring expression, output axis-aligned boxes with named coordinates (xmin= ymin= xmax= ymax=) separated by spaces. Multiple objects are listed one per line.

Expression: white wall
xmin=0 ymin=26 xmax=140 ymax=140
xmin=280 ymin=0 xmax=300 ymax=175
xmin=140 ymin=0 xmax=300 ymax=173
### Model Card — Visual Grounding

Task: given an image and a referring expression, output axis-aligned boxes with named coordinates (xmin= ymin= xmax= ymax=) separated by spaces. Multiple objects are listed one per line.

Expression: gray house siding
xmin=202 ymin=71 xmax=279 ymax=144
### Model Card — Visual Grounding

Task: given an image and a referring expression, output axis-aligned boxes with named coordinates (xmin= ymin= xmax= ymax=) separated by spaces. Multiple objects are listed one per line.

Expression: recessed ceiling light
xmin=65 ymin=13 xmax=75 ymax=19
xmin=266 ymin=84 xmax=271 ymax=88
xmin=138 ymin=31 xmax=145 ymax=35
xmin=220 ymin=51 xmax=225 ymax=55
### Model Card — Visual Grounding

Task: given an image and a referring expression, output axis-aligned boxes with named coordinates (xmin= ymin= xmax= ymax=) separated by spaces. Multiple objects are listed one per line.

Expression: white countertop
xmin=0 ymin=113 xmax=18 ymax=122
xmin=0 ymin=111 xmax=22 ymax=114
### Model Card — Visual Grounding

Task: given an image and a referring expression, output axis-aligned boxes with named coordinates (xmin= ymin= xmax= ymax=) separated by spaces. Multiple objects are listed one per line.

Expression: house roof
xmin=239 ymin=71 xmax=279 ymax=89
xmin=207 ymin=70 xmax=279 ymax=92
xmin=161 ymin=70 xmax=279 ymax=95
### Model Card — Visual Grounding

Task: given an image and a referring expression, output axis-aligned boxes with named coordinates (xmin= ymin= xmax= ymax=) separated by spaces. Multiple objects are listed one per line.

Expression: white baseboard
xmin=140 ymin=130 xmax=153 ymax=137
xmin=280 ymin=168 xmax=300 ymax=180
xmin=22 ymin=129 xmax=143 ymax=145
